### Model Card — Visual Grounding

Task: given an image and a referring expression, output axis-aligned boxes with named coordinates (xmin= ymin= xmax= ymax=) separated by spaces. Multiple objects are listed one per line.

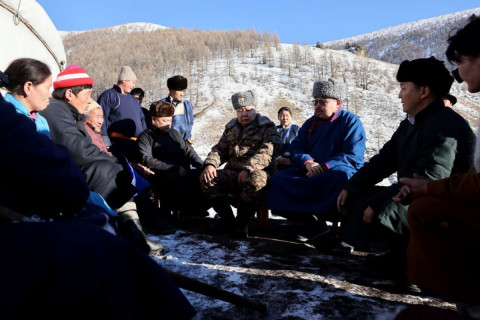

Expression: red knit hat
xmin=53 ymin=64 xmax=94 ymax=89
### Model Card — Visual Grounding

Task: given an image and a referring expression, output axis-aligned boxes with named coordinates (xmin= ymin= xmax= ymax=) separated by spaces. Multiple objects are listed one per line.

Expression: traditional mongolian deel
xmin=265 ymin=108 xmax=366 ymax=214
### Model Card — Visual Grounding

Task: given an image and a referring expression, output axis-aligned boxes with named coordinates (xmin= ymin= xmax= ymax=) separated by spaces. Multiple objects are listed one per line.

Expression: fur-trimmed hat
xmin=231 ymin=90 xmax=257 ymax=109
xmin=396 ymin=57 xmax=453 ymax=96
xmin=53 ymin=65 xmax=94 ymax=89
xmin=150 ymin=100 xmax=175 ymax=117
xmin=167 ymin=75 xmax=188 ymax=90
xmin=118 ymin=66 xmax=137 ymax=82
xmin=312 ymin=78 xmax=344 ymax=100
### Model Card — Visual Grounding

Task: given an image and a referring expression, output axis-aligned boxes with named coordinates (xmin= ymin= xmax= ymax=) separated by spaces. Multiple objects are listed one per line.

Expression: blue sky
xmin=37 ymin=0 xmax=479 ymax=44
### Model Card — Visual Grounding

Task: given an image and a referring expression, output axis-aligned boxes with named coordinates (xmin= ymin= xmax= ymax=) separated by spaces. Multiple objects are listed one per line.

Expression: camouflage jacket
xmin=204 ymin=114 xmax=281 ymax=174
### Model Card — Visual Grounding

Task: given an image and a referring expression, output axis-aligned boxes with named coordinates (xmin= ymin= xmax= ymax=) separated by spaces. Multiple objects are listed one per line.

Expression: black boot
xmin=134 ymin=190 xmax=177 ymax=235
xmin=207 ymin=200 xmax=235 ymax=234
xmin=118 ymin=218 xmax=165 ymax=255
xmin=233 ymin=201 xmax=256 ymax=239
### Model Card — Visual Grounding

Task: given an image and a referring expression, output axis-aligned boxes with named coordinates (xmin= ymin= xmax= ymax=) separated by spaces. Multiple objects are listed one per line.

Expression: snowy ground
xmin=148 ymin=213 xmax=456 ymax=320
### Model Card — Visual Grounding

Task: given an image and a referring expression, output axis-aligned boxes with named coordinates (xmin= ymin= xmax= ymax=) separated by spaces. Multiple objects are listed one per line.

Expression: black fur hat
xmin=167 ymin=75 xmax=188 ymax=90
xmin=396 ymin=57 xmax=453 ymax=96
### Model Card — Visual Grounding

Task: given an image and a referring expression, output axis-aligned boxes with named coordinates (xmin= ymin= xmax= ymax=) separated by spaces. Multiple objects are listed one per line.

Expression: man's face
xmin=152 ymin=116 xmax=172 ymax=133
xmin=398 ymin=82 xmax=423 ymax=116
xmin=313 ymin=98 xmax=339 ymax=120
xmin=443 ymin=98 xmax=453 ymax=107
xmin=169 ymin=89 xmax=185 ymax=102
xmin=457 ymin=55 xmax=480 ymax=93
xmin=119 ymin=80 xmax=136 ymax=94
xmin=67 ymin=88 xmax=93 ymax=114
xmin=87 ymin=107 xmax=104 ymax=133
xmin=236 ymin=106 xmax=257 ymax=127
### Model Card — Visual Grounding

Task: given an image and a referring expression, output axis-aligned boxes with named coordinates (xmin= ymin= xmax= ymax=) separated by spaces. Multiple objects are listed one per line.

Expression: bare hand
xmin=337 ymin=189 xmax=349 ymax=214
xmin=363 ymin=206 xmax=375 ymax=224
xmin=305 ymin=161 xmax=324 ymax=177
xmin=201 ymin=165 xmax=217 ymax=184
xmin=392 ymin=173 xmax=429 ymax=204
xmin=238 ymin=169 xmax=249 ymax=185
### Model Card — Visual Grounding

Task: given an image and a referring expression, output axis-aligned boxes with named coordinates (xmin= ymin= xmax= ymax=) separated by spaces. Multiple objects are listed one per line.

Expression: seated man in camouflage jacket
xmin=200 ymin=90 xmax=281 ymax=238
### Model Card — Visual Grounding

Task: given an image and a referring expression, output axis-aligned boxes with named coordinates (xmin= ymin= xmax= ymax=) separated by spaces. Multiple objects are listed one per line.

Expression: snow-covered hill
xmin=59 ymin=22 xmax=168 ymax=39
xmin=325 ymin=7 xmax=480 ymax=64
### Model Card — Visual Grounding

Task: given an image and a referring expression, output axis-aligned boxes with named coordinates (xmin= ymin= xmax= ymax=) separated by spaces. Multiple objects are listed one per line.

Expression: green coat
xmin=343 ymin=99 xmax=475 ymax=242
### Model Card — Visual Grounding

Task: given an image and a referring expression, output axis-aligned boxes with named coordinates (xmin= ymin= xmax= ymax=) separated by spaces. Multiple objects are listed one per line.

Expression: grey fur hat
xmin=231 ymin=90 xmax=257 ymax=109
xmin=312 ymin=78 xmax=344 ymax=100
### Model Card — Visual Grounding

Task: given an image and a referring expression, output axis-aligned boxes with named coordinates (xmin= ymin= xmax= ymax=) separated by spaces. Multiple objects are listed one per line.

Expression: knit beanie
xmin=150 ymin=100 xmax=175 ymax=117
xmin=167 ymin=75 xmax=188 ymax=90
xmin=53 ymin=65 xmax=94 ymax=89
xmin=312 ymin=78 xmax=344 ymax=100
xmin=118 ymin=66 xmax=137 ymax=81
xmin=396 ymin=57 xmax=453 ymax=96
xmin=231 ymin=90 xmax=257 ymax=109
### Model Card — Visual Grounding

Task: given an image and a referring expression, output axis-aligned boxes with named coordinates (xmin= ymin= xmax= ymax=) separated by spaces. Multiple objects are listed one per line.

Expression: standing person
xmin=137 ymin=101 xmax=208 ymax=222
xmin=0 ymin=92 xmax=196 ymax=320
xmin=393 ymin=16 xmax=480 ymax=317
xmin=98 ymin=66 xmax=147 ymax=141
xmin=200 ymin=90 xmax=281 ymax=238
xmin=41 ymin=65 xmax=175 ymax=254
xmin=161 ymin=75 xmax=194 ymax=144
xmin=265 ymin=79 xmax=365 ymax=227
xmin=1 ymin=58 xmax=52 ymax=137
xmin=131 ymin=87 xmax=152 ymax=130
xmin=275 ymin=106 xmax=300 ymax=169
xmin=336 ymin=57 xmax=475 ymax=278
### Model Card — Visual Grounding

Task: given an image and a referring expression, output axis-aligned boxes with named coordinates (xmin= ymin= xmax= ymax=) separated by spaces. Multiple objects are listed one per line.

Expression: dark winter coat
xmin=342 ymin=99 xmax=475 ymax=241
xmin=98 ymin=85 xmax=147 ymax=137
xmin=137 ymin=127 xmax=203 ymax=172
xmin=161 ymin=96 xmax=194 ymax=141
xmin=41 ymin=98 xmax=134 ymax=209
xmin=0 ymin=94 xmax=89 ymax=219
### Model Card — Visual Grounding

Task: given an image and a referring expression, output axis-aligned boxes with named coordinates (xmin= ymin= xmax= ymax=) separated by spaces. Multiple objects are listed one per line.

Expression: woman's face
xmin=278 ymin=110 xmax=292 ymax=127
xmin=25 ymin=75 xmax=52 ymax=112
xmin=457 ymin=55 xmax=480 ymax=93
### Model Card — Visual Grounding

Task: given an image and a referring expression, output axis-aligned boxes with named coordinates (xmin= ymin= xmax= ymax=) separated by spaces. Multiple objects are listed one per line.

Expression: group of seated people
xmin=1 ymin=16 xmax=479 ymax=320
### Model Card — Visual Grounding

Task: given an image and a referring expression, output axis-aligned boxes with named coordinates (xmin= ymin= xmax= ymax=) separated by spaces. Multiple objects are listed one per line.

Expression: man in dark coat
xmin=337 ymin=57 xmax=475 ymax=276
xmin=41 ymin=65 xmax=175 ymax=254
xmin=393 ymin=17 xmax=480 ymax=313
xmin=137 ymin=100 xmax=208 ymax=221
xmin=0 ymin=92 xmax=196 ymax=320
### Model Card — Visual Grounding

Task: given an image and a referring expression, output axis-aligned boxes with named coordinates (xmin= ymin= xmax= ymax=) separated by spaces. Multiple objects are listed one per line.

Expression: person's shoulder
xmin=225 ymin=118 xmax=238 ymax=130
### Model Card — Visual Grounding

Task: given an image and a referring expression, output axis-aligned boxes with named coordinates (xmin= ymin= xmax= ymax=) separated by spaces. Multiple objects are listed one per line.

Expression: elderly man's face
xmin=87 ymin=107 xmax=104 ymax=133
xmin=236 ymin=106 xmax=257 ymax=127
xmin=313 ymin=98 xmax=340 ymax=120
xmin=152 ymin=116 xmax=172 ymax=133
xmin=118 ymin=80 xmax=136 ymax=94
xmin=169 ymin=89 xmax=185 ymax=102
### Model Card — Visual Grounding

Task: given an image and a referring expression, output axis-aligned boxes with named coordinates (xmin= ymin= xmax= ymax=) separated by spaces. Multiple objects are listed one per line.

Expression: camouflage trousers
xmin=200 ymin=168 xmax=270 ymax=206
